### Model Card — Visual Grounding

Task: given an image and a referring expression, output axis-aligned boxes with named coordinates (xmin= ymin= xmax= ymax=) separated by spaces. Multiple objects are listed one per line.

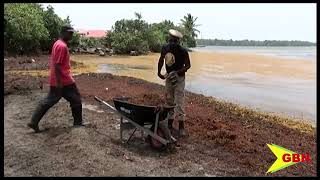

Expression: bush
xmin=4 ymin=5 xmax=200 ymax=56
xmin=146 ymin=20 xmax=177 ymax=52
xmin=4 ymin=3 xmax=49 ymax=55
xmin=41 ymin=5 xmax=64 ymax=51
xmin=105 ymin=14 xmax=150 ymax=54
xmin=4 ymin=3 xmax=79 ymax=55
xmin=107 ymin=31 xmax=148 ymax=54
xmin=104 ymin=14 xmax=197 ymax=54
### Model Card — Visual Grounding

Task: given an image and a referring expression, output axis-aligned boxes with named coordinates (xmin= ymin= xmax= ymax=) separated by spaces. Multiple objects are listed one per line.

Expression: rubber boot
xmin=178 ymin=121 xmax=188 ymax=137
xmin=28 ymin=104 xmax=50 ymax=133
xmin=27 ymin=122 xmax=40 ymax=133
xmin=72 ymin=105 xmax=83 ymax=126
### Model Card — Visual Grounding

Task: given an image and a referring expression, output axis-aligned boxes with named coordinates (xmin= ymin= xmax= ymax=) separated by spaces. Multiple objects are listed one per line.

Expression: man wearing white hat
xmin=157 ymin=29 xmax=191 ymax=137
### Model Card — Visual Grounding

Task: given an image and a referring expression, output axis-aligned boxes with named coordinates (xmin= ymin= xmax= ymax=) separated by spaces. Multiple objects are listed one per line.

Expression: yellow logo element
xmin=266 ymin=144 xmax=311 ymax=174
xmin=165 ymin=52 xmax=175 ymax=67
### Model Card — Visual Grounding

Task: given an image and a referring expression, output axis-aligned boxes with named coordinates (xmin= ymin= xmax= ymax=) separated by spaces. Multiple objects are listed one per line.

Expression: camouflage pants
xmin=165 ymin=75 xmax=185 ymax=122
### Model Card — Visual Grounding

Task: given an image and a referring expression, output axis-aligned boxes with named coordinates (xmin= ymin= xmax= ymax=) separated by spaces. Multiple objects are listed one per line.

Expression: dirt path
xmin=4 ymin=90 xmax=244 ymax=177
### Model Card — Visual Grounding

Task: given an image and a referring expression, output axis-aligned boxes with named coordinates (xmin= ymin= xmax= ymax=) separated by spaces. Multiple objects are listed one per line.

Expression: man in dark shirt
xmin=157 ymin=29 xmax=191 ymax=137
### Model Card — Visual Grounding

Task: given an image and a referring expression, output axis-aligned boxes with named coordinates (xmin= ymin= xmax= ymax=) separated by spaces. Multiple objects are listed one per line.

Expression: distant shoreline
xmin=191 ymin=46 xmax=316 ymax=61
xmin=196 ymin=39 xmax=316 ymax=47
xmin=195 ymin=45 xmax=316 ymax=47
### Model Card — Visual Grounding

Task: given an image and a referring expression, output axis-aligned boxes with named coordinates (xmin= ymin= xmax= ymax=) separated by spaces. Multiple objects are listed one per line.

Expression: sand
xmin=71 ymin=51 xmax=316 ymax=81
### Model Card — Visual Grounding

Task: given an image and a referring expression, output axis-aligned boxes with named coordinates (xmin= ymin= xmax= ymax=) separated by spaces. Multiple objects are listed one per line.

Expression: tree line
xmin=103 ymin=12 xmax=200 ymax=54
xmin=8 ymin=3 xmax=313 ymax=56
xmin=4 ymin=3 xmax=81 ymax=55
xmin=4 ymin=3 xmax=200 ymax=55
xmin=196 ymin=39 xmax=316 ymax=47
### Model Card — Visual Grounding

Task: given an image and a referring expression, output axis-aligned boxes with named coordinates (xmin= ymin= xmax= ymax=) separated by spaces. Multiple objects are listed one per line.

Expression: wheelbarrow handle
xmin=94 ymin=96 xmax=117 ymax=111
xmin=94 ymin=96 xmax=103 ymax=102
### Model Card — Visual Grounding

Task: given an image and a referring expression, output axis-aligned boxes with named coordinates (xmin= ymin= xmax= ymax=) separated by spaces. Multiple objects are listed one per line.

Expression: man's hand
xmin=158 ymin=72 xmax=165 ymax=80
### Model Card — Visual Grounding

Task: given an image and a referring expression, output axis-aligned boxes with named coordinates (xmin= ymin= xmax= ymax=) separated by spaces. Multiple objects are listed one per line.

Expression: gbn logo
xmin=267 ymin=144 xmax=312 ymax=174
xmin=282 ymin=153 xmax=311 ymax=163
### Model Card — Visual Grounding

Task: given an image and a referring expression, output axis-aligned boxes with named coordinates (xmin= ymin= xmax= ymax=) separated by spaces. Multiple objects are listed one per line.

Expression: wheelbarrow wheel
xmin=148 ymin=125 xmax=167 ymax=150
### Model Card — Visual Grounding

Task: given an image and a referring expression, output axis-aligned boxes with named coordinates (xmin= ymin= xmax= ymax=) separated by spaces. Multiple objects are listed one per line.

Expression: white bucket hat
xmin=169 ymin=29 xmax=183 ymax=39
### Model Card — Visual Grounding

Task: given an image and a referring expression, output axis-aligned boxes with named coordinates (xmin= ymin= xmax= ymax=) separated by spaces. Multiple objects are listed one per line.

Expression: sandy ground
xmin=72 ymin=51 xmax=316 ymax=83
xmin=4 ymin=55 xmax=317 ymax=177
xmin=4 ymin=90 xmax=244 ymax=177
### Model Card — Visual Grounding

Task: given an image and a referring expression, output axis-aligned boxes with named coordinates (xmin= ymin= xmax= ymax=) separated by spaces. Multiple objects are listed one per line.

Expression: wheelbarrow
xmin=94 ymin=96 xmax=176 ymax=150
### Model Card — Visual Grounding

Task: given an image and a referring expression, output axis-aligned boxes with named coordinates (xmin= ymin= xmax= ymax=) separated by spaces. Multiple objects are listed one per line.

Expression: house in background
xmin=77 ymin=29 xmax=108 ymax=38
xmin=75 ymin=29 xmax=112 ymax=56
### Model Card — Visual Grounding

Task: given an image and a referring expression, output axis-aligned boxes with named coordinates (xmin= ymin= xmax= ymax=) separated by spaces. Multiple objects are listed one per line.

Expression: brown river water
xmin=72 ymin=50 xmax=316 ymax=126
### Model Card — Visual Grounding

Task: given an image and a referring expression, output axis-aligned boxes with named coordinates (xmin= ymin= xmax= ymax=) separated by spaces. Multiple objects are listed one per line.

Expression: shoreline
xmin=6 ymin=69 xmax=316 ymax=126
xmin=71 ymin=51 xmax=316 ymax=79
xmin=71 ymin=51 xmax=316 ymax=123
xmin=190 ymin=46 xmax=316 ymax=61
xmin=4 ymin=71 xmax=316 ymax=176
xmin=5 ymin=51 xmax=316 ymax=125
xmin=5 ymin=70 xmax=316 ymax=129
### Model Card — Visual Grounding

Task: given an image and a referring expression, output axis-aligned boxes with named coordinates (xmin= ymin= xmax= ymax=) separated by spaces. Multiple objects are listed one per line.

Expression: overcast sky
xmin=41 ymin=3 xmax=316 ymax=42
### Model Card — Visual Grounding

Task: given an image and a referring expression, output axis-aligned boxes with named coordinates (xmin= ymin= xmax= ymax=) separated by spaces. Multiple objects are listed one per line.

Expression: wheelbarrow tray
xmin=113 ymin=97 xmax=173 ymax=126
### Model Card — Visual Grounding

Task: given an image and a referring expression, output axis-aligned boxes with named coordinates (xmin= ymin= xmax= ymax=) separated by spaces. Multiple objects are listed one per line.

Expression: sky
xmin=41 ymin=3 xmax=317 ymax=42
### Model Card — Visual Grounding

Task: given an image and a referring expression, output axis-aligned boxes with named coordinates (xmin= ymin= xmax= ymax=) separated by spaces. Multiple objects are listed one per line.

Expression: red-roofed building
xmin=77 ymin=29 xmax=108 ymax=38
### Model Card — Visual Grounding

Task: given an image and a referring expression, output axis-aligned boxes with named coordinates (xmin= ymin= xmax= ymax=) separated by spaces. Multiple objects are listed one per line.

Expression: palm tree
xmin=180 ymin=13 xmax=200 ymax=38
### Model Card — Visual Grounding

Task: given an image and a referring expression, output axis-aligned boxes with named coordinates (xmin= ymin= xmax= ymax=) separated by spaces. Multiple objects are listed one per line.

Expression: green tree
xmin=69 ymin=32 xmax=80 ymax=52
xmin=105 ymin=13 xmax=149 ymax=54
xmin=79 ymin=37 xmax=104 ymax=50
xmin=60 ymin=15 xmax=80 ymax=50
xmin=180 ymin=13 xmax=200 ymax=47
xmin=63 ymin=16 xmax=72 ymax=26
xmin=41 ymin=5 xmax=64 ymax=51
xmin=105 ymin=13 xmax=200 ymax=53
xmin=134 ymin=12 xmax=142 ymax=20
xmin=146 ymin=20 xmax=177 ymax=52
xmin=4 ymin=3 xmax=49 ymax=54
xmin=4 ymin=3 xmax=80 ymax=55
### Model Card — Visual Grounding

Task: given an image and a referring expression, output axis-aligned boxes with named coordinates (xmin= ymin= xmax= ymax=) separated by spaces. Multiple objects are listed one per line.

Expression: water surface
xmin=191 ymin=46 xmax=316 ymax=61
xmin=73 ymin=48 xmax=316 ymax=125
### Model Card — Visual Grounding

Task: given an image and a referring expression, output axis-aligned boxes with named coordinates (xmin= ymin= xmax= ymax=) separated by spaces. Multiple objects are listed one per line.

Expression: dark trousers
xmin=31 ymin=83 xmax=83 ymax=126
